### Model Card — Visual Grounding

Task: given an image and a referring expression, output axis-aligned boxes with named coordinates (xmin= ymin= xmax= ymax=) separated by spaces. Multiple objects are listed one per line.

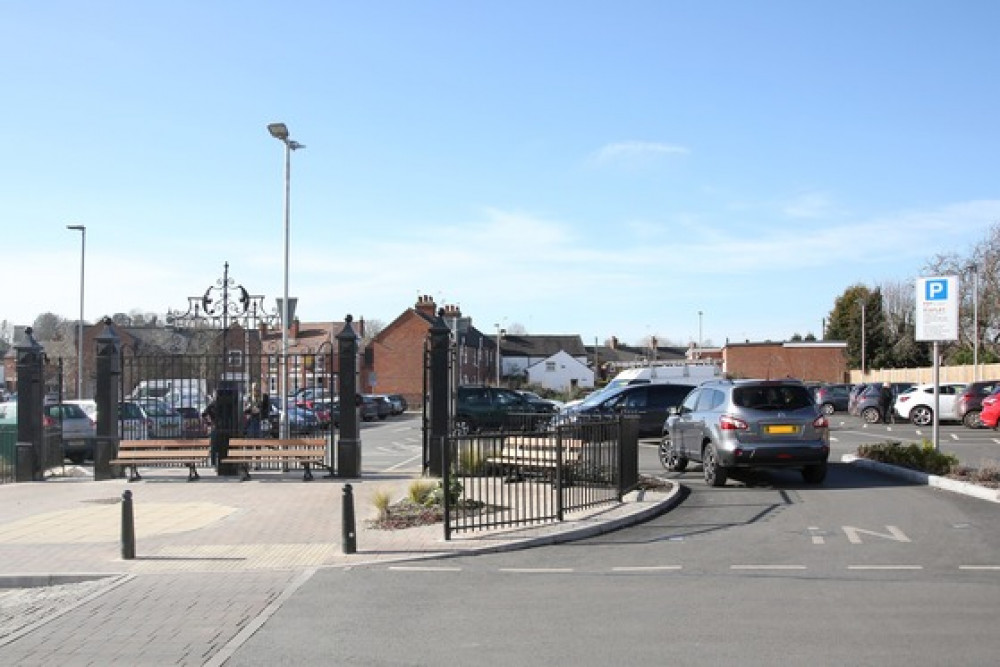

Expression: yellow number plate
xmin=765 ymin=424 xmax=799 ymax=435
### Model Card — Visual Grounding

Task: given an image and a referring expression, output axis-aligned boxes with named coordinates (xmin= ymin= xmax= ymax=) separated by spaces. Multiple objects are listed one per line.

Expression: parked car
xmin=979 ymin=387 xmax=1000 ymax=429
xmin=131 ymin=399 xmax=184 ymax=439
xmin=368 ymin=395 xmax=393 ymax=420
xmin=560 ymin=382 xmax=694 ymax=438
xmin=65 ymin=399 xmax=152 ymax=440
xmin=43 ymin=402 xmax=97 ymax=464
xmin=893 ymin=382 xmax=966 ymax=426
xmin=661 ymin=378 xmax=830 ymax=486
xmin=517 ymin=390 xmax=565 ymax=411
xmin=265 ymin=400 xmax=321 ymax=436
xmin=360 ymin=395 xmax=382 ymax=421
xmin=176 ymin=406 xmax=209 ymax=437
xmin=956 ymin=380 xmax=1000 ymax=428
xmin=812 ymin=383 xmax=852 ymax=414
xmin=385 ymin=394 xmax=407 ymax=415
xmin=455 ymin=386 xmax=558 ymax=434
xmin=849 ymin=382 xmax=914 ymax=423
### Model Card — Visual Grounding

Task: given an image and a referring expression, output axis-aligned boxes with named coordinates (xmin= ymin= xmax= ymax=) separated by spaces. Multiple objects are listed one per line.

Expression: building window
xmin=546 ymin=361 xmax=556 ymax=372
xmin=228 ymin=350 xmax=243 ymax=368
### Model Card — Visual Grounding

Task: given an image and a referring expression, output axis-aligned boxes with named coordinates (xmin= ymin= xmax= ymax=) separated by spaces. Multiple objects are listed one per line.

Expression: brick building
xmin=722 ymin=341 xmax=848 ymax=383
xmin=367 ymin=296 xmax=496 ymax=407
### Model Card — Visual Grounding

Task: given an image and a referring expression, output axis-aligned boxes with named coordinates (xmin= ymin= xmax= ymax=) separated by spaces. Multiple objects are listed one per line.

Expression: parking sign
xmin=915 ymin=275 xmax=959 ymax=341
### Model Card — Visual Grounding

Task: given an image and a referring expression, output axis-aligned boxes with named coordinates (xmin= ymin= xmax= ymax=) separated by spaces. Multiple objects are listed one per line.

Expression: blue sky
xmin=2 ymin=1 xmax=998 ymax=347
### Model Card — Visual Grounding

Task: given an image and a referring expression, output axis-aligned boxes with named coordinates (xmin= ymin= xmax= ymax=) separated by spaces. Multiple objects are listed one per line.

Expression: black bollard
xmin=121 ymin=490 xmax=136 ymax=560
xmin=342 ymin=484 xmax=357 ymax=554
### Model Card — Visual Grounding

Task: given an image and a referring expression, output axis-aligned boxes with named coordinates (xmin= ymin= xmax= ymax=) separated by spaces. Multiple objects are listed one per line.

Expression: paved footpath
xmin=0 ymin=465 xmax=677 ymax=665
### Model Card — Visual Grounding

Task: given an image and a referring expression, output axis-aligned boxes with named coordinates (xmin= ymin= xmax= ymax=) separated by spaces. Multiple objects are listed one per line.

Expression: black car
xmin=455 ymin=386 xmax=557 ymax=434
xmin=561 ymin=382 xmax=695 ymax=438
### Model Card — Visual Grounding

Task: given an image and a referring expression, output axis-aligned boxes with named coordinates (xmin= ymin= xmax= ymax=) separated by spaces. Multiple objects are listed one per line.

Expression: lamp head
xmin=267 ymin=122 xmax=289 ymax=141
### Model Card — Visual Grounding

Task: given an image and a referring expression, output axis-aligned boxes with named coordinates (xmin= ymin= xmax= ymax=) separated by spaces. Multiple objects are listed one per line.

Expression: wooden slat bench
xmin=111 ymin=439 xmax=212 ymax=482
xmin=485 ymin=436 xmax=586 ymax=484
xmin=221 ymin=438 xmax=331 ymax=481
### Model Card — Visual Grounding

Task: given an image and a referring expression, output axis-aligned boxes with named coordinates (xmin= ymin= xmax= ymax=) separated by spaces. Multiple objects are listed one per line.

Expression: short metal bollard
xmin=121 ymin=490 xmax=136 ymax=560
xmin=342 ymin=484 xmax=356 ymax=554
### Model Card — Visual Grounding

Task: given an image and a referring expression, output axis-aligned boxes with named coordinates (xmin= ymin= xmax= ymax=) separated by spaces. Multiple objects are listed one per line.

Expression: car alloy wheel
xmin=822 ymin=403 xmax=835 ymax=415
xmin=910 ymin=406 xmax=933 ymax=427
xmin=963 ymin=410 xmax=982 ymax=429
xmin=702 ymin=443 xmax=727 ymax=487
xmin=861 ymin=406 xmax=881 ymax=424
xmin=658 ymin=434 xmax=688 ymax=472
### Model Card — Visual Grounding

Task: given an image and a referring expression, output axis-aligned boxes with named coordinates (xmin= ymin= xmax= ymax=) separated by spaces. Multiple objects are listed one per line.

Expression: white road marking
xmin=843 ymin=525 xmax=911 ymax=544
xmin=847 ymin=565 xmax=922 ymax=570
xmin=611 ymin=566 xmax=683 ymax=572
xmin=499 ymin=568 xmax=575 ymax=574
xmin=381 ymin=453 xmax=423 ymax=472
xmin=388 ymin=566 xmax=462 ymax=572
xmin=950 ymin=433 xmax=960 ymax=440
xmin=958 ymin=566 xmax=1000 ymax=571
xmin=730 ymin=565 xmax=807 ymax=571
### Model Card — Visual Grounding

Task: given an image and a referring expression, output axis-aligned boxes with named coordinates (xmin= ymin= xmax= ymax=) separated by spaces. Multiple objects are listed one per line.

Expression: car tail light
xmin=813 ymin=415 xmax=829 ymax=429
xmin=43 ymin=415 xmax=56 ymax=428
xmin=985 ymin=396 xmax=997 ymax=407
xmin=720 ymin=415 xmax=747 ymax=430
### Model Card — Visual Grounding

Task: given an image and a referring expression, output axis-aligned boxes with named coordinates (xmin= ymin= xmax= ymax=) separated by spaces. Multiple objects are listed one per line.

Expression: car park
xmin=812 ymin=383 xmax=852 ymax=414
xmin=360 ymin=395 xmax=381 ymax=422
xmin=893 ymin=382 xmax=966 ymax=426
xmin=956 ymin=380 xmax=1000 ymax=428
xmin=661 ymin=378 xmax=830 ymax=486
xmin=386 ymin=394 xmax=408 ymax=414
xmin=560 ymin=382 xmax=694 ymax=438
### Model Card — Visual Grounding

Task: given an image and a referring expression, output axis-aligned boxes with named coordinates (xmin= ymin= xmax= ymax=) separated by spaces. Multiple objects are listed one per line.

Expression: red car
xmin=979 ymin=387 xmax=1000 ymax=429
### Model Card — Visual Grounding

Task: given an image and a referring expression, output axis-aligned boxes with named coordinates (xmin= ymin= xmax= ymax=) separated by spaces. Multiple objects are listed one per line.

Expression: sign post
xmin=915 ymin=276 xmax=959 ymax=451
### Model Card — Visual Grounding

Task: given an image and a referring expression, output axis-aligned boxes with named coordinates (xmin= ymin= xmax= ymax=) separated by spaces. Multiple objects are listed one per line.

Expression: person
xmin=202 ymin=393 xmax=219 ymax=465
xmin=245 ymin=384 xmax=262 ymax=437
xmin=259 ymin=392 xmax=272 ymax=438
xmin=879 ymin=382 xmax=894 ymax=424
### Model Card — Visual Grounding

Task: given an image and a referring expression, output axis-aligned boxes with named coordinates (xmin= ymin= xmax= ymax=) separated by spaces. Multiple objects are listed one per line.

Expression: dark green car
xmin=454 ymin=386 xmax=557 ymax=434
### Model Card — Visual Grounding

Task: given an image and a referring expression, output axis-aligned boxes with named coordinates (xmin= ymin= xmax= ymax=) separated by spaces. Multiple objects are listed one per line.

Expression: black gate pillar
xmin=427 ymin=310 xmax=452 ymax=477
xmin=94 ymin=319 xmax=121 ymax=480
xmin=336 ymin=315 xmax=361 ymax=478
xmin=15 ymin=327 xmax=45 ymax=481
xmin=214 ymin=381 xmax=241 ymax=476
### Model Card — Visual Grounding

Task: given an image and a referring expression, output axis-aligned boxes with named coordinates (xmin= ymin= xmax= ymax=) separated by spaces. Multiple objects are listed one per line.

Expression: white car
xmin=893 ymin=382 xmax=966 ymax=426
xmin=65 ymin=399 xmax=151 ymax=440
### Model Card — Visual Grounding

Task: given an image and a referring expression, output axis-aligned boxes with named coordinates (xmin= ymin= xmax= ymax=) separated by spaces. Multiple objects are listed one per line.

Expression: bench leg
xmin=188 ymin=465 xmax=200 ymax=482
xmin=240 ymin=464 xmax=252 ymax=482
xmin=302 ymin=463 xmax=314 ymax=482
xmin=128 ymin=466 xmax=141 ymax=483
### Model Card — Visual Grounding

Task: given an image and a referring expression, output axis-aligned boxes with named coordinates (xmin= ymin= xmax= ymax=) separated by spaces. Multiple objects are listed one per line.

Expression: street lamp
xmin=267 ymin=122 xmax=305 ymax=439
xmin=971 ymin=264 xmax=979 ymax=380
xmin=67 ymin=224 xmax=86 ymax=398
xmin=495 ymin=324 xmax=505 ymax=386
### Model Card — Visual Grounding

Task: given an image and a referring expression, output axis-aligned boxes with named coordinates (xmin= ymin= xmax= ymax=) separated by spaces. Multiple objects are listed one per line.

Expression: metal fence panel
xmin=444 ymin=416 xmax=624 ymax=537
xmin=0 ymin=425 xmax=16 ymax=484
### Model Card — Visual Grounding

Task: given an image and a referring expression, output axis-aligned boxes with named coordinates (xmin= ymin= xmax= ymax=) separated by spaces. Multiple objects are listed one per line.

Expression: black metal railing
xmin=443 ymin=414 xmax=636 ymax=538
xmin=0 ymin=425 xmax=15 ymax=484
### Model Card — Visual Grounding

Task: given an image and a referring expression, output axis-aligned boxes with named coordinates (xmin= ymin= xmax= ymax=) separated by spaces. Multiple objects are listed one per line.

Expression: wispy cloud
xmin=589 ymin=141 xmax=690 ymax=165
xmin=781 ymin=191 xmax=836 ymax=219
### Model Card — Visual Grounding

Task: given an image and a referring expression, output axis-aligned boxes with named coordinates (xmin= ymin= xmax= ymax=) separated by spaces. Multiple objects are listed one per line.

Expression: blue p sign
xmin=925 ymin=279 xmax=948 ymax=301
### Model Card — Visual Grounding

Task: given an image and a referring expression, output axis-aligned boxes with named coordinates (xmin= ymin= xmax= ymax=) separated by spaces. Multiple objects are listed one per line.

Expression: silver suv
xmin=660 ymin=379 xmax=830 ymax=486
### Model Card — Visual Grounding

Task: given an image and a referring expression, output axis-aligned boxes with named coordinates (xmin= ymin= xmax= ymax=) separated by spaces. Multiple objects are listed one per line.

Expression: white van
xmin=602 ymin=363 xmax=722 ymax=393
xmin=131 ymin=379 xmax=207 ymax=410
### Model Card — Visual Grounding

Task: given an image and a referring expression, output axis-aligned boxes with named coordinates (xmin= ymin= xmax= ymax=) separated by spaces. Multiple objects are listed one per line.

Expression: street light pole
xmin=972 ymin=265 xmax=979 ymax=380
xmin=494 ymin=324 xmax=505 ymax=386
xmin=267 ymin=122 xmax=305 ymax=440
xmin=67 ymin=224 xmax=86 ymax=398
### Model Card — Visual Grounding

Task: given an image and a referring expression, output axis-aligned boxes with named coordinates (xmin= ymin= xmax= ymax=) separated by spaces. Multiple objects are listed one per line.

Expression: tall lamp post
xmin=972 ymin=264 xmax=979 ymax=381
xmin=494 ymin=324 xmax=505 ymax=386
xmin=67 ymin=224 xmax=86 ymax=398
xmin=267 ymin=122 xmax=305 ymax=439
